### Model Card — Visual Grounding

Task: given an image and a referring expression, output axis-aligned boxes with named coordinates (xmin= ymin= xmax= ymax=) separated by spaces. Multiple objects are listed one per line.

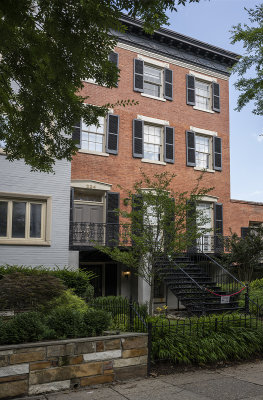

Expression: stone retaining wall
xmin=0 ymin=333 xmax=148 ymax=399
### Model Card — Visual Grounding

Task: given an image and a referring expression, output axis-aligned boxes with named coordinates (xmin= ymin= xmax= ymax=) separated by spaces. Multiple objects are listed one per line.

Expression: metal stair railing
xmin=193 ymin=251 xmax=247 ymax=298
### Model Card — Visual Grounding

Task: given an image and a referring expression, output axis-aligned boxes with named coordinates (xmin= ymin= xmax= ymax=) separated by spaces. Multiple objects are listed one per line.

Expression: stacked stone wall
xmin=0 ymin=333 xmax=148 ymax=398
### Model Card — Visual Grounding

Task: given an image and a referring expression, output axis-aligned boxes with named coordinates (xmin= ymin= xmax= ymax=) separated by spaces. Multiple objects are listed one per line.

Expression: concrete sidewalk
xmin=17 ymin=360 xmax=263 ymax=400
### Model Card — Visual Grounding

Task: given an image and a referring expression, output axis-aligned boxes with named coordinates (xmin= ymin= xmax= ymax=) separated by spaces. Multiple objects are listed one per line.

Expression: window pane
xmin=0 ymin=201 xmax=8 ymax=237
xmin=144 ymin=124 xmax=162 ymax=161
xmin=196 ymin=80 xmax=211 ymax=110
xmin=30 ymin=204 xmax=42 ymax=238
xmin=12 ymin=202 xmax=26 ymax=238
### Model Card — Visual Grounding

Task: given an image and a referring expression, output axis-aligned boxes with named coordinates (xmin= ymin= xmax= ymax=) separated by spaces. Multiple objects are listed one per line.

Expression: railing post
xmin=245 ymin=284 xmax=250 ymax=314
xmin=147 ymin=322 xmax=152 ymax=376
xmin=129 ymin=296 xmax=134 ymax=331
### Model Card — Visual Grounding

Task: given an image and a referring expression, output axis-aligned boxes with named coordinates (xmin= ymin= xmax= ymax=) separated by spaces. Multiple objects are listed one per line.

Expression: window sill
xmin=78 ymin=149 xmax=109 ymax=157
xmin=142 ymin=158 xmax=166 ymax=166
xmin=0 ymin=240 xmax=51 ymax=246
xmin=193 ymin=106 xmax=215 ymax=114
xmin=141 ymin=93 xmax=166 ymax=102
xmin=194 ymin=167 xmax=215 ymax=173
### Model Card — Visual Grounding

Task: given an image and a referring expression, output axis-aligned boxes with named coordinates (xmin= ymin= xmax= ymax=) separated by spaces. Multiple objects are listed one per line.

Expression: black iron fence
xmin=90 ymin=297 xmax=148 ymax=333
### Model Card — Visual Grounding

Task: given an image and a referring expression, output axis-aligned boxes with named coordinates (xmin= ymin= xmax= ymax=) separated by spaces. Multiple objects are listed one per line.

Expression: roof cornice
xmin=119 ymin=15 xmax=240 ymax=68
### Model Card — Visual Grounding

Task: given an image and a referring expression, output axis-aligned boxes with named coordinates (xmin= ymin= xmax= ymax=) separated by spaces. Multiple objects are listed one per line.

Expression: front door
xmin=196 ymin=202 xmax=212 ymax=252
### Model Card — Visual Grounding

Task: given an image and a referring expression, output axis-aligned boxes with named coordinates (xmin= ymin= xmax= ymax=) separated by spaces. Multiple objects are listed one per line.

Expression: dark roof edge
xmin=231 ymin=199 xmax=263 ymax=206
xmin=119 ymin=15 xmax=240 ymax=64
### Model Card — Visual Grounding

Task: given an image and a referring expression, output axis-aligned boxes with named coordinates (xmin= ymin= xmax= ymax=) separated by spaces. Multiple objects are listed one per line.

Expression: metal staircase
xmin=156 ymin=253 xmax=246 ymax=315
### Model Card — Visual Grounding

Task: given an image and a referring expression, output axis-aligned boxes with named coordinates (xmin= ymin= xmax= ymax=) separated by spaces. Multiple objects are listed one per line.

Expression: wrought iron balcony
xmin=69 ymin=221 xmax=228 ymax=253
xmin=70 ymin=222 xmax=131 ymax=249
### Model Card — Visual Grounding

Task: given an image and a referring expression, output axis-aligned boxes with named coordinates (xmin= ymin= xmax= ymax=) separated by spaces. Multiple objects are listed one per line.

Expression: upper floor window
xmin=195 ymin=135 xmax=211 ymax=169
xmin=186 ymin=129 xmax=222 ymax=171
xmin=73 ymin=114 xmax=119 ymax=156
xmin=134 ymin=58 xmax=173 ymax=101
xmin=0 ymin=194 xmax=51 ymax=245
xmin=144 ymin=124 xmax=162 ymax=161
xmin=144 ymin=65 xmax=162 ymax=98
xmin=81 ymin=117 xmax=105 ymax=153
xmin=195 ymin=80 xmax=211 ymax=111
xmin=132 ymin=117 xmax=174 ymax=164
xmin=186 ymin=73 xmax=220 ymax=113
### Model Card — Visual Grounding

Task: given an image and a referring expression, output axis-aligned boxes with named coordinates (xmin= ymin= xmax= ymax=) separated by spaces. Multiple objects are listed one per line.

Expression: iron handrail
xmin=200 ymin=251 xmax=246 ymax=288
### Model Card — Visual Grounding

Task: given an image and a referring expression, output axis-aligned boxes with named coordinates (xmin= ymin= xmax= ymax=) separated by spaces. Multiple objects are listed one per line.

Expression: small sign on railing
xmin=221 ymin=296 xmax=230 ymax=304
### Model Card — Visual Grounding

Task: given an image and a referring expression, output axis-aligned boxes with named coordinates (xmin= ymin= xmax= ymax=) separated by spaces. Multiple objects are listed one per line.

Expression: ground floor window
xmin=0 ymin=193 xmax=51 ymax=245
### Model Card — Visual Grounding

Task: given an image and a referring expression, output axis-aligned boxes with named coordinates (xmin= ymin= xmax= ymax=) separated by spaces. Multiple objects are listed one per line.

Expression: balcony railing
xmin=70 ymin=222 xmax=230 ymax=253
xmin=70 ymin=222 xmax=130 ymax=248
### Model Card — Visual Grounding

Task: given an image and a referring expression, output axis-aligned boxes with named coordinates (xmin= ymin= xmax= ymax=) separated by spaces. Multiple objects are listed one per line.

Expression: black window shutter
xmin=186 ymin=200 xmax=197 ymax=252
xmin=164 ymin=126 xmax=174 ymax=164
xmin=214 ymin=203 xmax=223 ymax=253
xmin=241 ymin=227 xmax=250 ymax=238
xmin=132 ymin=194 xmax=143 ymax=244
xmin=109 ymin=52 xmax=119 ymax=87
xmin=106 ymin=192 xmax=120 ymax=246
xmin=106 ymin=114 xmax=119 ymax=155
xmin=213 ymin=137 xmax=222 ymax=171
xmin=134 ymin=59 xmax=144 ymax=92
xmin=133 ymin=119 xmax=144 ymax=158
xmin=164 ymin=68 xmax=173 ymax=101
xmin=186 ymin=74 xmax=195 ymax=105
xmin=164 ymin=197 xmax=175 ymax=251
xmin=214 ymin=203 xmax=223 ymax=236
xmin=186 ymin=130 xmax=196 ymax=166
xmin=69 ymin=187 xmax=74 ymax=247
xmin=212 ymin=82 xmax=220 ymax=112
xmin=109 ymin=51 xmax=119 ymax=67
xmin=72 ymin=121 xmax=81 ymax=148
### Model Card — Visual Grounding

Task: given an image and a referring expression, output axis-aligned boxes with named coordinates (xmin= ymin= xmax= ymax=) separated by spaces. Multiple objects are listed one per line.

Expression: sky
xmin=166 ymin=0 xmax=262 ymax=202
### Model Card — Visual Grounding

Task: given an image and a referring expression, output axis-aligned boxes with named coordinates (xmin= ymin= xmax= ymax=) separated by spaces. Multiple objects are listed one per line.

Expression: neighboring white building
xmin=0 ymin=153 xmax=71 ymax=268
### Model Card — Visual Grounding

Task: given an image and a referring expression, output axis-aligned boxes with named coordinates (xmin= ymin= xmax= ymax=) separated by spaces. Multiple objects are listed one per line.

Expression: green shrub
xmin=44 ymin=289 xmax=88 ymax=313
xmin=0 ymin=312 xmax=52 ymax=345
xmin=91 ymin=296 xmax=148 ymax=319
xmin=239 ymin=278 xmax=263 ymax=311
xmin=0 ymin=265 xmax=95 ymax=298
xmin=83 ymin=309 xmax=112 ymax=336
xmin=45 ymin=308 xmax=87 ymax=339
xmin=0 ymin=272 xmax=65 ymax=311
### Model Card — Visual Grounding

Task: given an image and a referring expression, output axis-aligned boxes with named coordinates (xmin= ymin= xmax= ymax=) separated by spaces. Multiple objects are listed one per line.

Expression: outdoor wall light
xmin=123 ymin=271 xmax=131 ymax=279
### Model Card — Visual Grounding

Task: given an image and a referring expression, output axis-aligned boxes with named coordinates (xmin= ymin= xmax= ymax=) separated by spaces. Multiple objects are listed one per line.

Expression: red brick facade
xmin=71 ymin=26 xmax=263 ymax=240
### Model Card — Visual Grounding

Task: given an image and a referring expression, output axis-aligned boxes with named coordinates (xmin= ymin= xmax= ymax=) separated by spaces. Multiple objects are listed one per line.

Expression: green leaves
xmin=0 ymin=0 xmax=200 ymax=171
xmin=231 ymin=5 xmax=263 ymax=115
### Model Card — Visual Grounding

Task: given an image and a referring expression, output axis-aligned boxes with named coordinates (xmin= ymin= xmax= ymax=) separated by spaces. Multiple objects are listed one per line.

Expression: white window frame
xmin=77 ymin=109 xmax=113 ymax=157
xmin=190 ymin=126 xmax=217 ymax=173
xmin=189 ymin=71 xmax=217 ymax=114
xmin=137 ymin=55 xmax=168 ymax=102
xmin=138 ymin=115 xmax=169 ymax=166
xmin=0 ymin=192 xmax=52 ymax=246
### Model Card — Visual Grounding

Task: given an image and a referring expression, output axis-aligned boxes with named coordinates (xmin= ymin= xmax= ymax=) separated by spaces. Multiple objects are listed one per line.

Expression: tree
xmin=231 ymin=4 xmax=263 ymax=115
xmin=96 ymin=171 xmax=212 ymax=315
xmin=222 ymin=227 xmax=263 ymax=282
xmin=0 ymin=0 xmax=200 ymax=172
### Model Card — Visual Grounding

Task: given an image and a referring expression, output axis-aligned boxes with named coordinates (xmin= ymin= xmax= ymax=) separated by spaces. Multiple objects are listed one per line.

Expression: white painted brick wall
xmin=0 ymin=155 xmax=71 ymax=268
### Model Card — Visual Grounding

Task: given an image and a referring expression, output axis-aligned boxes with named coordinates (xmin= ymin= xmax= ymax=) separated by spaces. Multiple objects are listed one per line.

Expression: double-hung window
xmin=186 ymin=73 xmax=220 ymax=113
xmin=132 ymin=117 xmax=174 ymax=164
xmin=195 ymin=80 xmax=212 ymax=111
xmin=73 ymin=113 xmax=119 ymax=156
xmin=143 ymin=65 xmax=162 ymax=98
xmin=186 ymin=129 xmax=222 ymax=171
xmin=195 ymin=135 xmax=211 ymax=169
xmin=81 ymin=116 xmax=105 ymax=153
xmin=144 ymin=124 xmax=162 ymax=162
xmin=134 ymin=58 xmax=173 ymax=101
xmin=0 ymin=194 xmax=51 ymax=245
